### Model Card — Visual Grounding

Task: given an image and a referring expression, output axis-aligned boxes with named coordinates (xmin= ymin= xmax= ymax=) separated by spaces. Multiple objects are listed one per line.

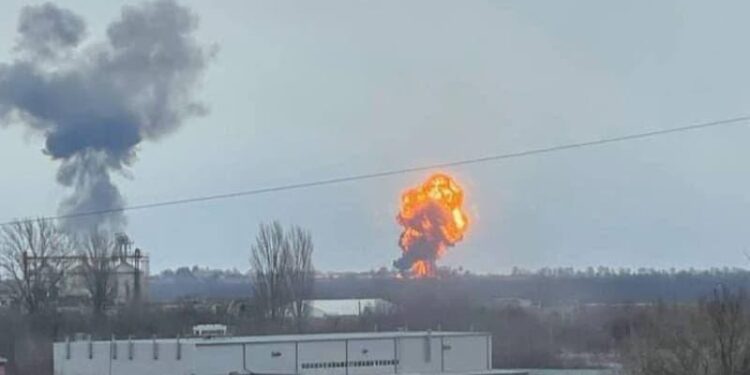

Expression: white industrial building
xmin=54 ymin=331 xmax=499 ymax=375
xmin=303 ymin=299 xmax=395 ymax=318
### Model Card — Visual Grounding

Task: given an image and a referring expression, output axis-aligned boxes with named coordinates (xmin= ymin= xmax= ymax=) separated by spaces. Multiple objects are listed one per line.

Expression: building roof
xmin=193 ymin=324 xmax=227 ymax=331
xmin=57 ymin=331 xmax=489 ymax=346
xmin=305 ymin=298 xmax=393 ymax=318
xmin=194 ymin=331 xmax=488 ymax=346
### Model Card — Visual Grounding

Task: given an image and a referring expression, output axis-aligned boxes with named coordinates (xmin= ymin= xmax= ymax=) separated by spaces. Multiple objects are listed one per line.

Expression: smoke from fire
xmin=394 ymin=173 xmax=469 ymax=278
xmin=0 ymin=1 xmax=213 ymax=233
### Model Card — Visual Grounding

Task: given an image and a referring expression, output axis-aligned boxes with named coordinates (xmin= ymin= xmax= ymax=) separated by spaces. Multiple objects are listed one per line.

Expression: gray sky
xmin=2 ymin=0 xmax=750 ymax=273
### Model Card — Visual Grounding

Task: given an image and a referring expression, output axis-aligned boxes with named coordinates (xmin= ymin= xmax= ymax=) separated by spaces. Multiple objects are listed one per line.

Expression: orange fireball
xmin=394 ymin=173 xmax=469 ymax=278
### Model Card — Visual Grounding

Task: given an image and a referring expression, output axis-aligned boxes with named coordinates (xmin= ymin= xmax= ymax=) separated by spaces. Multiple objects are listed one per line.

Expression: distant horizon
xmin=151 ymin=263 xmax=750 ymax=276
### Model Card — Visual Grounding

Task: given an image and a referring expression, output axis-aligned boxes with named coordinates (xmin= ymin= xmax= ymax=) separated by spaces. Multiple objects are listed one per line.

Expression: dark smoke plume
xmin=0 ymin=1 xmax=213 ymax=233
xmin=393 ymin=202 xmax=448 ymax=274
xmin=16 ymin=3 xmax=86 ymax=60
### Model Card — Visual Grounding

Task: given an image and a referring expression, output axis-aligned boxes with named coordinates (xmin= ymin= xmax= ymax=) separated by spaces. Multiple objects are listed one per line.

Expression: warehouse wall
xmin=244 ymin=342 xmax=297 ymax=374
xmin=53 ymin=332 xmax=491 ymax=375
xmin=53 ymin=340 xmax=195 ymax=375
xmin=299 ymin=340 xmax=347 ymax=375
xmin=442 ymin=335 xmax=490 ymax=373
xmin=397 ymin=336 xmax=442 ymax=374
xmin=193 ymin=344 xmax=244 ymax=374
xmin=347 ymin=338 xmax=397 ymax=375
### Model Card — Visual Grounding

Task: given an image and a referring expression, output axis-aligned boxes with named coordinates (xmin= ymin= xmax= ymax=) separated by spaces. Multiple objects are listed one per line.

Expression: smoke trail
xmin=0 ymin=1 xmax=213 ymax=233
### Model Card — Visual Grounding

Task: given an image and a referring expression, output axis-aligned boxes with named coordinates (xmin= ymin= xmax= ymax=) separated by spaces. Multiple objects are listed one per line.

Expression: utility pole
xmin=133 ymin=248 xmax=142 ymax=303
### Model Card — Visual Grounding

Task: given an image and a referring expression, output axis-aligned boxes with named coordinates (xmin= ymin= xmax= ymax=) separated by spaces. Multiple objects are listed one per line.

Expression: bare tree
xmin=250 ymin=222 xmax=315 ymax=329
xmin=287 ymin=226 xmax=315 ymax=332
xmin=705 ymin=285 xmax=750 ymax=375
xmin=79 ymin=231 xmax=116 ymax=316
xmin=622 ymin=307 xmax=711 ymax=375
xmin=622 ymin=286 xmax=750 ymax=375
xmin=0 ymin=219 xmax=72 ymax=314
xmin=251 ymin=221 xmax=291 ymax=324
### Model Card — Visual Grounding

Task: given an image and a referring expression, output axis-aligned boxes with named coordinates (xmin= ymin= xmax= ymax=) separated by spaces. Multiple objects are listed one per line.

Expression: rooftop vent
xmin=192 ymin=324 xmax=228 ymax=338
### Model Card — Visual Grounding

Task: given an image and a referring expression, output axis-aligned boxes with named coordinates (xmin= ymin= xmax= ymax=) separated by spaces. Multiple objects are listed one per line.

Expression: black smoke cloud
xmin=16 ymin=3 xmax=86 ymax=60
xmin=393 ymin=202 xmax=449 ymax=275
xmin=0 ymin=1 xmax=213 ymax=233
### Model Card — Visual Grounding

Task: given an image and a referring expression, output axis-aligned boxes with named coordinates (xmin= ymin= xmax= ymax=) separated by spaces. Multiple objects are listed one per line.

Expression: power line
xmin=3 ymin=114 xmax=750 ymax=227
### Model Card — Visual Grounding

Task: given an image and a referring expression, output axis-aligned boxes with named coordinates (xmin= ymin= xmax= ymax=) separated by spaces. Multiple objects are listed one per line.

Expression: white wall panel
xmin=347 ymin=338 xmax=396 ymax=375
xmin=298 ymin=340 xmax=346 ymax=375
xmin=396 ymin=337 xmax=441 ymax=374
xmin=442 ymin=335 xmax=490 ymax=373
xmin=193 ymin=344 xmax=244 ymax=374
xmin=244 ymin=342 xmax=297 ymax=373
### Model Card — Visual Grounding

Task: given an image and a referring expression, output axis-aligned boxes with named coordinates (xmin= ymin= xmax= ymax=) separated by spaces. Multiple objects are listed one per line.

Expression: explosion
xmin=394 ymin=173 xmax=469 ymax=278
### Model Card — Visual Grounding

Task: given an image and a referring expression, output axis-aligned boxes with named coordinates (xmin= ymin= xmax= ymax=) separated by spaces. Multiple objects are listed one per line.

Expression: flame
xmin=412 ymin=260 xmax=430 ymax=278
xmin=394 ymin=173 xmax=469 ymax=278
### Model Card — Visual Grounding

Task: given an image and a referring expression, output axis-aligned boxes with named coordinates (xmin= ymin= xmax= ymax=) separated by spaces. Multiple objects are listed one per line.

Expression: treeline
xmin=150 ymin=266 xmax=750 ymax=305
xmin=150 ymin=266 xmax=251 ymax=301
xmin=318 ymin=268 xmax=750 ymax=306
